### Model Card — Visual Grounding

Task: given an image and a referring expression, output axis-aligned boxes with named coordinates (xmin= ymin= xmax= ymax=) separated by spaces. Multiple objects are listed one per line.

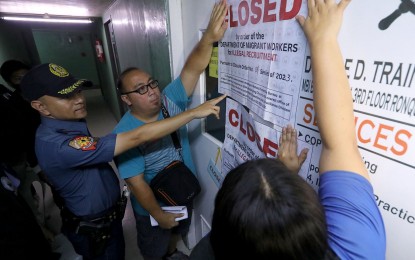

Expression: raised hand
xmin=204 ymin=0 xmax=229 ymax=44
xmin=296 ymin=0 xmax=351 ymax=45
xmin=277 ymin=125 xmax=308 ymax=173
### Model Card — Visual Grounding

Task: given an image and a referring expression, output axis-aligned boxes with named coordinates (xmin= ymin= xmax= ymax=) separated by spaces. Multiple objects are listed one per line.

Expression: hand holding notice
xmin=296 ymin=0 xmax=351 ymax=46
xmin=204 ymin=0 xmax=229 ymax=44
xmin=277 ymin=125 xmax=308 ymax=173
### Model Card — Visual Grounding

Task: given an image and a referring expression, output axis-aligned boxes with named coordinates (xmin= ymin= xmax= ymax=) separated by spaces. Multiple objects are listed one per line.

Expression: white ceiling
xmin=0 ymin=0 xmax=116 ymax=17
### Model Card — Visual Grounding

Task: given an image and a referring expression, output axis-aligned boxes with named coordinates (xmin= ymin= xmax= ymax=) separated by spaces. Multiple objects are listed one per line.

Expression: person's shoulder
xmin=163 ymin=77 xmax=184 ymax=92
xmin=114 ymin=111 xmax=143 ymax=133
xmin=320 ymin=170 xmax=370 ymax=183
xmin=163 ymin=77 xmax=188 ymax=109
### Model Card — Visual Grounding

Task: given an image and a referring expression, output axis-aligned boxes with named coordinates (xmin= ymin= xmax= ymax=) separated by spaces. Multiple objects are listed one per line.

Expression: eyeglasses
xmin=121 ymin=80 xmax=159 ymax=95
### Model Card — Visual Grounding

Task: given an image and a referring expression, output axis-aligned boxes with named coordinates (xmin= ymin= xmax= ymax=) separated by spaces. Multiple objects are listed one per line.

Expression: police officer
xmin=19 ymin=63 xmax=224 ymax=259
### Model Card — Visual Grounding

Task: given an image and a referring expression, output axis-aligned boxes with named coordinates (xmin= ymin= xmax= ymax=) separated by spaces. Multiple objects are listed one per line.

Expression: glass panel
xmin=205 ymin=42 xmax=226 ymax=142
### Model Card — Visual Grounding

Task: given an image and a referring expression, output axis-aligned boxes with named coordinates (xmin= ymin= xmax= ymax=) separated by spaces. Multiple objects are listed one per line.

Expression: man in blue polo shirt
xmin=113 ymin=1 xmax=228 ymax=259
xmin=20 ymin=63 xmax=224 ymax=260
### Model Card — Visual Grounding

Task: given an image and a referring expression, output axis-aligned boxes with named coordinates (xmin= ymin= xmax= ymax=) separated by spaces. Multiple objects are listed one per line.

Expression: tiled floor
xmin=36 ymin=89 xmax=190 ymax=260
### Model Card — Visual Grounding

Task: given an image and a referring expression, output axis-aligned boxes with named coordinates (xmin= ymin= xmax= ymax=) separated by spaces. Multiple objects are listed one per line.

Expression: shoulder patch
xmin=69 ymin=136 xmax=98 ymax=151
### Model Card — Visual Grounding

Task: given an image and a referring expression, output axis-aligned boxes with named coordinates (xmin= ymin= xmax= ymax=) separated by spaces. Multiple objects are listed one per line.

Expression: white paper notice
xmin=149 ymin=206 xmax=188 ymax=227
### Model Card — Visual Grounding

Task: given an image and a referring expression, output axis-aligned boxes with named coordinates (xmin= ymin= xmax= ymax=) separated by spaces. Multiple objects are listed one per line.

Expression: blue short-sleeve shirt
xmin=319 ymin=171 xmax=386 ymax=260
xmin=114 ymin=77 xmax=196 ymax=216
xmin=36 ymin=117 xmax=120 ymax=216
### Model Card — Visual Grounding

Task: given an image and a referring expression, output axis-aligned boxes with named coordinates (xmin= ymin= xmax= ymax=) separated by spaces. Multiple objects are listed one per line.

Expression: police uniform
xmin=20 ymin=63 xmax=125 ymax=260
xmin=36 ymin=117 xmax=125 ymax=259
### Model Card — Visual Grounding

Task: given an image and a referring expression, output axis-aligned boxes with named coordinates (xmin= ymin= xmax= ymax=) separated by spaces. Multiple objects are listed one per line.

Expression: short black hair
xmin=0 ymin=60 xmax=30 ymax=83
xmin=116 ymin=67 xmax=141 ymax=92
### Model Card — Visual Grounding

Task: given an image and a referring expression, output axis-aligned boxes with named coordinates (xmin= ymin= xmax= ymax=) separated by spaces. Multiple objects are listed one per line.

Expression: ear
xmin=31 ymin=100 xmax=51 ymax=117
xmin=120 ymin=95 xmax=132 ymax=106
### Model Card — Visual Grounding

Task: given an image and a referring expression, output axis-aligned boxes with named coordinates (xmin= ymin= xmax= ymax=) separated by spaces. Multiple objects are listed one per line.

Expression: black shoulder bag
xmin=149 ymin=104 xmax=201 ymax=206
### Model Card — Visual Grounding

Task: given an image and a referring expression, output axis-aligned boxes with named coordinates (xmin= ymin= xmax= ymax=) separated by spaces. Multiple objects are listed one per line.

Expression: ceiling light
xmin=0 ymin=2 xmax=89 ymax=16
xmin=1 ymin=16 xmax=93 ymax=24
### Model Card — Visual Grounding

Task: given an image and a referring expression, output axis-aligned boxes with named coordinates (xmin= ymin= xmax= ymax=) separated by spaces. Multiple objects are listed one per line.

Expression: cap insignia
xmin=58 ymin=80 xmax=84 ymax=95
xmin=49 ymin=63 xmax=69 ymax=77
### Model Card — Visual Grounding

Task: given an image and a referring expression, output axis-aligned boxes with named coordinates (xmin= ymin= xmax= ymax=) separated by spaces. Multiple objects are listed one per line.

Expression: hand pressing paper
xmin=150 ymin=206 xmax=188 ymax=226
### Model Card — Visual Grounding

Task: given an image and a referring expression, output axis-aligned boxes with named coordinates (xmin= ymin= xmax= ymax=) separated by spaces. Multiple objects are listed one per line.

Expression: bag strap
xmin=161 ymin=103 xmax=183 ymax=159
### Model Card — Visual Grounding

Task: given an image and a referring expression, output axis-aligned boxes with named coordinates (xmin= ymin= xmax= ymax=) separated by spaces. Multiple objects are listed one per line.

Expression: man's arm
xmin=114 ymin=95 xmax=225 ymax=156
xmin=180 ymin=0 xmax=228 ymax=96
xmin=125 ymin=175 xmax=182 ymax=229
xmin=297 ymin=0 xmax=368 ymax=180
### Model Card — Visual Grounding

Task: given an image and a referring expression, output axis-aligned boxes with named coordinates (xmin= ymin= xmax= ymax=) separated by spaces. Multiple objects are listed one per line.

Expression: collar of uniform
xmin=0 ymin=84 xmax=13 ymax=96
xmin=0 ymin=84 xmax=15 ymax=93
xmin=40 ymin=116 xmax=89 ymax=135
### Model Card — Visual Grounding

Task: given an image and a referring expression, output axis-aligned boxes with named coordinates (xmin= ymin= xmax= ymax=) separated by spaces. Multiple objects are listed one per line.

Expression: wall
xmin=0 ymin=21 xmax=35 ymax=86
xmin=173 ymin=0 xmax=220 ymax=248
xmin=0 ymin=18 xmax=122 ymax=121
xmin=103 ymin=0 xmax=171 ymax=89
xmin=32 ymin=30 xmax=99 ymax=84
xmin=95 ymin=18 xmax=123 ymax=121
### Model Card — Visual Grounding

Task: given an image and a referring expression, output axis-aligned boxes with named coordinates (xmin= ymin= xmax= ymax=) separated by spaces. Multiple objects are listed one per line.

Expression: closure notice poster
xmin=218 ymin=0 xmax=415 ymax=258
